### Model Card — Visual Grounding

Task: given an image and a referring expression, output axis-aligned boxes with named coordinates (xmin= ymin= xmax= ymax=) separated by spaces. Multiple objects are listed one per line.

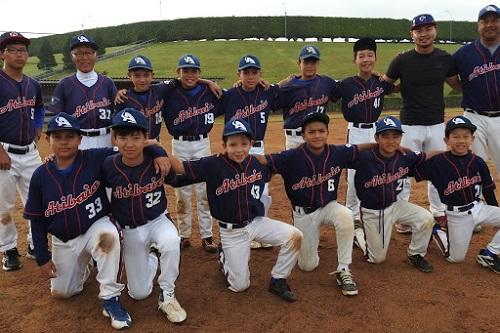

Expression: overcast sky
xmin=1 ymin=0 xmax=493 ymax=37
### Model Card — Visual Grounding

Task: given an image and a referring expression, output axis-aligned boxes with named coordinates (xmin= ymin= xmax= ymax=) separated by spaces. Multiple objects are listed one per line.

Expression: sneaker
xmin=202 ymin=237 xmax=217 ymax=253
xmin=408 ymin=254 xmax=434 ymax=273
xmin=26 ymin=245 xmax=36 ymax=260
xmin=2 ymin=248 xmax=21 ymax=271
xmin=353 ymin=228 xmax=367 ymax=255
xmin=180 ymin=238 xmax=191 ymax=250
xmin=101 ymin=296 xmax=132 ymax=330
xmin=395 ymin=223 xmax=412 ymax=234
xmin=332 ymin=269 xmax=358 ymax=296
xmin=476 ymin=249 xmax=500 ymax=274
xmin=158 ymin=293 xmax=187 ymax=323
xmin=268 ymin=278 xmax=296 ymax=302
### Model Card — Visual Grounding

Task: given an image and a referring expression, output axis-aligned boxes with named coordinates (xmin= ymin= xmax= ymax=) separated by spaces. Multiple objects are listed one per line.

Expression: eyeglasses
xmin=72 ymin=51 xmax=96 ymax=58
xmin=4 ymin=47 xmax=28 ymax=55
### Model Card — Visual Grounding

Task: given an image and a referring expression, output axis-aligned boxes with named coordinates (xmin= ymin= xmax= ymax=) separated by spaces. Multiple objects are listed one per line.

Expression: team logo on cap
xmin=383 ymin=117 xmax=397 ymax=127
xmin=121 ymin=111 xmax=137 ymax=124
xmin=77 ymin=35 xmax=89 ymax=43
xmin=134 ymin=56 xmax=147 ymax=65
xmin=485 ymin=5 xmax=496 ymax=11
xmin=452 ymin=117 xmax=466 ymax=125
xmin=244 ymin=56 xmax=256 ymax=64
xmin=232 ymin=120 xmax=247 ymax=131
xmin=9 ymin=32 xmax=19 ymax=37
xmin=419 ymin=15 xmax=427 ymax=22
xmin=183 ymin=56 xmax=196 ymax=64
xmin=55 ymin=116 xmax=72 ymax=128
xmin=306 ymin=46 xmax=317 ymax=54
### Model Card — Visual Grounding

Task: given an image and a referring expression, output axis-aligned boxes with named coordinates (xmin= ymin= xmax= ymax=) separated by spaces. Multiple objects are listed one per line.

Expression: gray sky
xmin=2 ymin=0 xmax=493 ymax=37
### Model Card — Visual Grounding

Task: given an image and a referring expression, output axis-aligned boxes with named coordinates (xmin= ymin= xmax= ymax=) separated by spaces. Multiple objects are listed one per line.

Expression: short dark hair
xmin=112 ymin=126 xmax=147 ymax=137
xmin=353 ymin=38 xmax=377 ymax=58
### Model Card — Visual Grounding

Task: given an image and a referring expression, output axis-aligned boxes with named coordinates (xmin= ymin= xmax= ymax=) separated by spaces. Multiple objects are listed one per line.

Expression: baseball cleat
xmin=158 ymin=293 xmax=187 ymax=324
xmin=332 ymin=269 xmax=358 ymax=296
xmin=476 ymin=249 xmax=500 ymax=274
xmin=202 ymin=237 xmax=217 ymax=253
xmin=101 ymin=296 xmax=132 ymax=330
xmin=407 ymin=254 xmax=434 ymax=273
xmin=268 ymin=278 xmax=296 ymax=302
xmin=2 ymin=248 xmax=21 ymax=271
xmin=26 ymin=245 xmax=36 ymax=260
xmin=353 ymin=228 xmax=367 ymax=255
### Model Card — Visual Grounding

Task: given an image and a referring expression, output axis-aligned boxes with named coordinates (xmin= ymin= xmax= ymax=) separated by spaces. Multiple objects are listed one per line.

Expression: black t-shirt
xmin=386 ymin=48 xmax=457 ymax=126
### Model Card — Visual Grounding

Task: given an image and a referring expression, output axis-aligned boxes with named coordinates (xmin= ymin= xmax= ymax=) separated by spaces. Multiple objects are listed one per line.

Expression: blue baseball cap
xmin=298 ymin=45 xmax=320 ymax=60
xmin=128 ymin=55 xmax=153 ymax=71
xmin=112 ymin=108 xmax=148 ymax=130
xmin=177 ymin=54 xmax=201 ymax=69
xmin=478 ymin=5 xmax=500 ymax=20
xmin=302 ymin=112 xmax=330 ymax=128
xmin=0 ymin=31 xmax=30 ymax=50
xmin=222 ymin=119 xmax=254 ymax=139
xmin=410 ymin=14 xmax=436 ymax=30
xmin=375 ymin=116 xmax=404 ymax=134
xmin=238 ymin=55 xmax=261 ymax=70
xmin=46 ymin=113 xmax=81 ymax=134
xmin=70 ymin=34 xmax=98 ymax=50
xmin=445 ymin=116 xmax=477 ymax=136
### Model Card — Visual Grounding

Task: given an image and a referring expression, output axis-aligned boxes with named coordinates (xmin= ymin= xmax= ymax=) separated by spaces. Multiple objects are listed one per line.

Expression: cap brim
xmin=177 ymin=65 xmax=200 ymax=69
xmin=445 ymin=124 xmax=476 ymax=134
xmin=479 ymin=11 xmax=500 ymax=20
xmin=376 ymin=128 xmax=404 ymax=134
xmin=111 ymin=123 xmax=148 ymax=130
xmin=223 ymin=130 xmax=254 ymax=139
xmin=46 ymin=128 xmax=82 ymax=134
xmin=299 ymin=55 xmax=320 ymax=60
xmin=411 ymin=22 xmax=436 ymax=30
xmin=128 ymin=65 xmax=153 ymax=71
xmin=0 ymin=36 xmax=30 ymax=48
xmin=71 ymin=42 xmax=98 ymax=50
xmin=238 ymin=65 xmax=261 ymax=70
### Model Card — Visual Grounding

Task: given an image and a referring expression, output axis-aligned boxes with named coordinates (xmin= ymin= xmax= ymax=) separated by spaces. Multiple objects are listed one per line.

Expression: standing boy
xmin=169 ymin=119 xmax=303 ymax=302
xmin=414 ymin=116 xmax=500 ymax=273
xmin=279 ymin=45 xmax=339 ymax=149
xmin=0 ymin=31 xmax=45 ymax=269
xmin=102 ymin=108 xmax=186 ymax=323
xmin=23 ymin=113 xmax=131 ymax=330
xmin=50 ymin=34 xmax=117 ymax=149
xmin=350 ymin=116 xmax=435 ymax=272
xmin=162 ymin=54 xmax=221 ymax=252
xmin=221 ymin=54 xmax=280 ymax=248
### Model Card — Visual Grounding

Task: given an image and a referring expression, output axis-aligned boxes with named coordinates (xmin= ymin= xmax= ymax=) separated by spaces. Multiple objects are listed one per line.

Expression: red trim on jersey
xmin=45 ymin=163 xmax=71 ymax=238
xmin=473 ymin=41 xmax=495 ymax=110
xmin=112 ymin=155 xmax=137 ymax=227
xmin=175 ymin=84 xmax=208 ymax=135
xmin=301 ymin=145 xmax=317 ymax=207
xmin=138 ymin=162 xmax=152 ymax=223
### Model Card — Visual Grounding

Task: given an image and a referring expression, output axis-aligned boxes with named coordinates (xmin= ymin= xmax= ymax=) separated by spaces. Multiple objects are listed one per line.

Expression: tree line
xmin=33 ymin=16 xmax=477 ymax=70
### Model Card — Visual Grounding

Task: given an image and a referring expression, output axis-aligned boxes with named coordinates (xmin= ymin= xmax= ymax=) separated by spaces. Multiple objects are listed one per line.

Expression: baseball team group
xmin=0 ymin=4 xmax=498 ymax=330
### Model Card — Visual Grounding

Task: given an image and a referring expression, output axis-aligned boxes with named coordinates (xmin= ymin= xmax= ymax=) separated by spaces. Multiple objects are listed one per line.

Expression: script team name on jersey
xmin=289 ymin=95 xmax=329 ymax=115
xmin=113 ymin=177 xmax=165 ymax=199
xmin=292 ymin=166 xmax=341 ymax=190
xmin=216 ymin=169 xmax=263 ymax=195
xmin=74 ymin=98 xmax=112 ymax=118
xmin=444 ymin=175 xmax=482 ymax=196
xmin=233 ymin=100 xmax=268 ymax=119
xmin=0 ymin=96 xmax=36 ymax=115
xmin=45 ymin=180 xmax=100 ymax=217
xmin=173 ymin=102 xmax=215 ymax=125
xmin=364 ymin=167 xmax=409 ymax=188
xmin=347 ymin=87 xmax=385 ymax=109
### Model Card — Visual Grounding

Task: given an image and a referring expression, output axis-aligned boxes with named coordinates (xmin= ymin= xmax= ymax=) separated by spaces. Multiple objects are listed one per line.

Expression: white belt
xmin=80 ymin=127 xmax=111 ymax=136
xmin=285 ymin=128 xmax=302 ymax=136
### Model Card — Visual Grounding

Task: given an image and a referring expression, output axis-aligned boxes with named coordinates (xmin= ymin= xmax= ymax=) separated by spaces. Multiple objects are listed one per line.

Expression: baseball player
xmin=333 ymin=38 xmax=395 ymax=251
xmin=169 ymin=119 xmax=303 ymax=302
xmin=383 ymin=14 xmax=461 ymax=231
xmin=49 ymin=34 xmax=117 ymax=149
xmin=114 ymin=54 xmax=223 ymax=141
xmin=414 ymin=116 xmax=500 ymax=273
xmin=453 ymin=5 xmax=500 ymax=177
xmin=23 ymin=113 xmax=131 ymax=330
xmin=279 ymin=45 xmax=339 ymax=150
xmin=220 ymin=54 xmax=281 ymax=248
xmin=350 ymin=116 xmax=435 ymax=272
xmin=0 ymin=31 xmax=44 ymax=270
xmin=260 ymin=112 xmax=378 ymax=296
xmin=162 ymin=53 xmax=221 ymax=252
xmin=102 ymin=108 xmax=186 ymax=323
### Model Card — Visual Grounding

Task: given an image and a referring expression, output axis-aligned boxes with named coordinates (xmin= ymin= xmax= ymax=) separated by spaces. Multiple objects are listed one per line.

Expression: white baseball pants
xmin=250 ymin=142 xmax=271 ymax=214
xmin=219 ymin=216 xmax=302 ymax=292
xmin=50 ymin=216 xmax=124 ymax=300
xmin=284 ymin=130 xmax=304 ymax=150
xmin=360 ymin=201 xmax=434 ymax=263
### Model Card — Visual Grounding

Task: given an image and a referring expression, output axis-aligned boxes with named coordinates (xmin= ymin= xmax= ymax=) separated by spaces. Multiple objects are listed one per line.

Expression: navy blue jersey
xmin=49 ymin=74 xmax=117 ymax=129
xmin=334 ymin=75 xmax=394 ymax=123
xmin=350 ymin=149 xmax=426 ymax=209
xmin=221 ymin=85 xmax=280 ymax=141
xmin=182 ymin=154 xmax=270 ymax=224
xmin=102 ymin=152 xmax=176 ymax=228
xmin=24 ymin=148 xmax=115 ymax=243
xmin=453 ymin=39 xmax=500 ymax=111
xmin=266 ymin=144 xmax=357 ymax=207
xmin=162 ymin=83 xmax=221 ymax=137
xmin=279 ymin=75 xmax=338 ymax=129
xmin=0 ymin=71 xmax=44 ymax=145
xmin=116 ymin=81 xmax=176 ymax=139
xmin=414 ymin=151 xmax=496 ymax=206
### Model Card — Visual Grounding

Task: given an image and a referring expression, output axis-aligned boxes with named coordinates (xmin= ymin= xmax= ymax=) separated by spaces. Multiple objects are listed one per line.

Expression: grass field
xmin=24 ymin=40 xmax=462 ymax=91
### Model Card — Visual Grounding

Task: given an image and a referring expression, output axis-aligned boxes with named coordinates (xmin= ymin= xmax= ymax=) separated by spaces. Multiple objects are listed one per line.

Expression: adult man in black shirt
xmin=383 ymin=14 xmax=461 ymax=229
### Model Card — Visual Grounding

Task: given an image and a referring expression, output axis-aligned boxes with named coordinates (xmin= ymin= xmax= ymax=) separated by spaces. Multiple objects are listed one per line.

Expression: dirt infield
xmin=1 ymin=114 xmax=499 ymax=333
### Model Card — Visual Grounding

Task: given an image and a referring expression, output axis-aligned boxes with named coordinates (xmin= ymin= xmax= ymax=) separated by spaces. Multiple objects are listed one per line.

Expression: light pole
xmin=445 ymin=10 xmax=453 ymax=43
xmin=282 ymin=2 xmax=287 ymax=40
